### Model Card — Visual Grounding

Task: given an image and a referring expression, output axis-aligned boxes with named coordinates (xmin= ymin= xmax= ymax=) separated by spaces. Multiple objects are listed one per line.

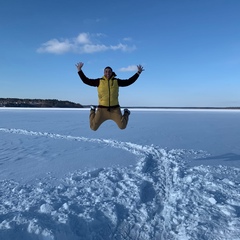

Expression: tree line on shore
xmin=0 ymin=98 xmax=83 ymax=108
xmin=0 ymin=98 xmax=239 ymax=109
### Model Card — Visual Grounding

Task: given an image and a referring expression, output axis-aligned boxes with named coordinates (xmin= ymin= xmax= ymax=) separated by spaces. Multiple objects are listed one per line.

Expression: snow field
xmin=0 ymin=127 xmax=240 ymax=239
xmin=1 ymin=109 xmax=240 ymax=240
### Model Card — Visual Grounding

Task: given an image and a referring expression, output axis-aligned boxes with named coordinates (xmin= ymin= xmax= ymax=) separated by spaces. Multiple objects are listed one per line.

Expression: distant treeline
xmin=1 ymin=98 xmax=239 ymax=109
xmin=0 ymin=98 xmax=83 ymax=108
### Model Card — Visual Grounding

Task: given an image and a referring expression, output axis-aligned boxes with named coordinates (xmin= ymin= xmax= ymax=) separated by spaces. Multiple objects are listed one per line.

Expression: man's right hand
xmin=75 ymin=62 xmax=84 ymax=72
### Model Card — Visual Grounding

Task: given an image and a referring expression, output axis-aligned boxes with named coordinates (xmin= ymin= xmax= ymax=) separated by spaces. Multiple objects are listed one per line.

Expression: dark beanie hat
xmin=104 ymin=66 xmax=113 ymax=71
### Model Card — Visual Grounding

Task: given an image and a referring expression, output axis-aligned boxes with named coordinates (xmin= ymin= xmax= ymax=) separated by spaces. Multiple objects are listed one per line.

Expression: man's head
xmin=104 ymin=66 xmax=113 ymax=79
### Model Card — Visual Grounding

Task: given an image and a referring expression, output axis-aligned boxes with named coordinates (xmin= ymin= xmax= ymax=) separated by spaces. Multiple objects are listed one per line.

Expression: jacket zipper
xmin=108 ymin=79 xmax=111 ymax=111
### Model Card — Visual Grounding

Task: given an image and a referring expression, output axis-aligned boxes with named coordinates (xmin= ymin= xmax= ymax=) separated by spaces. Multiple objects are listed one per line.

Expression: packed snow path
xmin=1 ymin=128 xmax=240 ymax=240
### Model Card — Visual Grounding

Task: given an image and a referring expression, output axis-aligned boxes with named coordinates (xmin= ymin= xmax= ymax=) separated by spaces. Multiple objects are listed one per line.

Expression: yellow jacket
xmin=78 ymin=70 xmax=139 ymax=108
xmin=98 ymin=76 xmax=119 ymax=107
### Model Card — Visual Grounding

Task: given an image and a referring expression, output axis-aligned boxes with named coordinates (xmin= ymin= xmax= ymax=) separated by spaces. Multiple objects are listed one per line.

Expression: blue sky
xmin=1 ymin=0 xmax=240 ymax=107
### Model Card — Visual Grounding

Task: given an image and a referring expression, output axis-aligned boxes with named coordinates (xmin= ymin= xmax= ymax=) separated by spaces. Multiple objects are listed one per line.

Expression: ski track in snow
xmin=1 ymin=128 xmax=240 ymax=240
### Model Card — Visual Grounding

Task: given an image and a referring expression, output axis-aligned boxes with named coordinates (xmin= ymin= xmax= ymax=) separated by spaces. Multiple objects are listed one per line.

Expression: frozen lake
xmin=1 ymin=108 xmax=240 ymax=239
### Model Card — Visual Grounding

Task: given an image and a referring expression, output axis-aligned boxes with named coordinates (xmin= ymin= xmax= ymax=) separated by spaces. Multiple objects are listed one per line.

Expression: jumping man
xmin=76 ymin=62 xmax=144 ymax=131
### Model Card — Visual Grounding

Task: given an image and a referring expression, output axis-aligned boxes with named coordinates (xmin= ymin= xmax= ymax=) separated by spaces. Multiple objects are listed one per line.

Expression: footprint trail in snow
xmin=0 ymin=128 xmax=240 ymax=240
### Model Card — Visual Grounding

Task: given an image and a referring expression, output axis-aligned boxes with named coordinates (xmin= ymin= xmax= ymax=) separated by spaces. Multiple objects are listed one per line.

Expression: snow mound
xmin=0 ymin=128 xmax=240 ymax=239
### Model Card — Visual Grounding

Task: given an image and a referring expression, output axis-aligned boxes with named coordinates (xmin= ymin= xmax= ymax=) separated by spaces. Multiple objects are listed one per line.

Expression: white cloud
xmin=119 ymin=65 xmax=138 ymax=72
xmin=81 ymin=44 xmax=108 ymax=53
xmin=123 ymin=37 xmax=132 ymax=41
xmin=75 ymin=33 xmax=91 ymax=44
xmin=37 ymin=39 xmax=73 ymax=54
xmin=37 ymin=33 xmax=136 ymax=54
xmin=110 ymin=43 xmax=136 ymax=52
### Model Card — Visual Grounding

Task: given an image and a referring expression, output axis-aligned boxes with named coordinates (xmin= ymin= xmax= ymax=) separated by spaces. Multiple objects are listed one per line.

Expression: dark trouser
xmin=89 ymin=107 xmax=129 ymax=131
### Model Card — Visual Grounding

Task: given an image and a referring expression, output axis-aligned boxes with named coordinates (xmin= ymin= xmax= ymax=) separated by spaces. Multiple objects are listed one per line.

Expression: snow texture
xmin=1 ymin=108 xmax=240 ymax=240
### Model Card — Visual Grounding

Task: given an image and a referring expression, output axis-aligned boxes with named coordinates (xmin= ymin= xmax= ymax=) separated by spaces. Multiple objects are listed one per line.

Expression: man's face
xmin=104 ymin=68 xmax=112 ymax=79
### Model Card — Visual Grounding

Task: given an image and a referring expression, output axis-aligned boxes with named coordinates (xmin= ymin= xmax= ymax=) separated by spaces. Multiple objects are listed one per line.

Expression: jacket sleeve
xmin=117 ymin=73 xmax=139 ymax=87
xmin=78 ymin=70 xmax=99 ymax=87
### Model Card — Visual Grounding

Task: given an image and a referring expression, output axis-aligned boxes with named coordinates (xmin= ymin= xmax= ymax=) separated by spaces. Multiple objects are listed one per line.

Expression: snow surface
xmin=1 ymin=108 xmax=240 ymax=240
